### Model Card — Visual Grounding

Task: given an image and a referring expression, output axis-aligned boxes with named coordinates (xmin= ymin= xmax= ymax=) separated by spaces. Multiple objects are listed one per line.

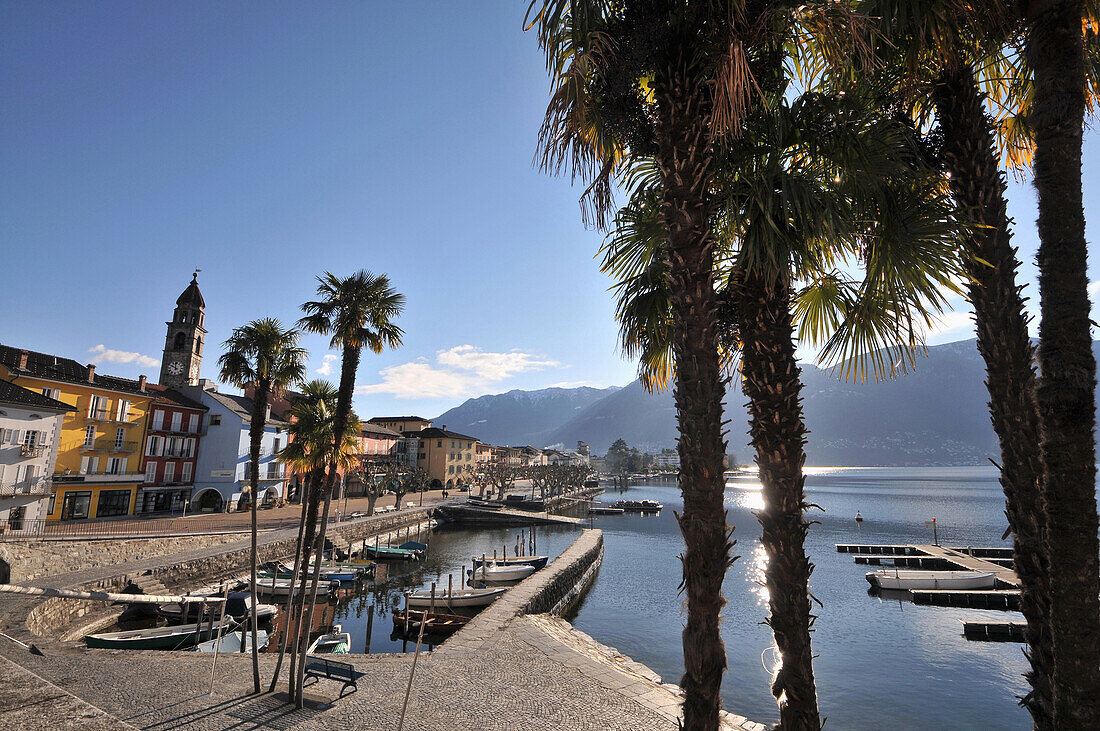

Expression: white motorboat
xmin=307 ymin=624 xmax=351 ymax=654
xmin=405 ymin=586 xmax=507 ymax=609
xmin=866 ymin=570 xmax=997 ymax=591
xmin=466 ymin=562 xmax=537 ymax=582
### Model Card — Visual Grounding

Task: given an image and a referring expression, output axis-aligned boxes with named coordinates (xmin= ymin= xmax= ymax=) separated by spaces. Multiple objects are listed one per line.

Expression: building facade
xmin=138 ymin=386 xmax=206 ymax=513
xmin=408 ymin=427 xmax=480 ymax=487
xmin=0 ymin=380 xmax=73 ymax=534
xmin=369 ymin=416 xmax=432 ymax=434
xmin=0 ymin=346 xmax=155 ymax=521
xmin=181 ymin=382 xmax=289 ymax=512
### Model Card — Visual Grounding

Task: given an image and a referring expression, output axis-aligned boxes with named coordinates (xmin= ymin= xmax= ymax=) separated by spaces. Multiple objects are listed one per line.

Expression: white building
xmin=654 ymin=450 xmax=680 ymax=469
xmin=0 ymin=380 xmax=74 ymax=535
xmin=180 ymin=382 xmax=289 ymax=512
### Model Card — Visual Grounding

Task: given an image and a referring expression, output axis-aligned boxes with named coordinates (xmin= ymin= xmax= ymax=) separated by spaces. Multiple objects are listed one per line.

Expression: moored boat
xmin=190 ymin=628 xmax=269 ymax=653
xmin=588 ymin=504 xmax=624 ymax=515
xmin=610 ymin=499 xmax=663 ymax=512
xmin=252 ymin=579 xmax=339 ymax=599
xmin=471 ymin=555 xmax=548 ymax=570
xmin=392 ymin=609 xmax=470 ymax=635
xmin=307 ymin=624 xmax=351 ymax=654
xmin=405 ymin=586 xmax=507 ymax=609
xmin=86 ymin=616 xmax=235 ymax=650
xmin=866 ymin=570 xmax=997 ymax=591
xmin=467 ymin=562 xmax=536 ymax=582
xmin=361 ymin=544 xmax=421 ymax=561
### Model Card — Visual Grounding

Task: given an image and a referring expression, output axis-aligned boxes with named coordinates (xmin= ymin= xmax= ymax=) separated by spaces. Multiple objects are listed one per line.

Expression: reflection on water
xmin=570 ymin=467 xmax=1032 ymax=731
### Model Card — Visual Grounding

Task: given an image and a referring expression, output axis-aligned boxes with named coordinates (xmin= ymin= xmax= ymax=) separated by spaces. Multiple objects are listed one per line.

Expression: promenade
xmin=0 ymin=513 xmax=766 ymax=730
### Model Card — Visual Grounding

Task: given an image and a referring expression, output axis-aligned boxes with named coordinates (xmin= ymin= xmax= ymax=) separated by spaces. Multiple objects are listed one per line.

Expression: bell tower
xmin=159 ymin=271 xmax=207 ymax=387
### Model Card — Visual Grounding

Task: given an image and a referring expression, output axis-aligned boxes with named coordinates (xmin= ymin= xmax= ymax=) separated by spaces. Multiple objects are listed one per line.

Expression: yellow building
xmin=412 ymin=427 xmax=479 ymax=488
xmin=368 ymin=416 xmax=433 ymax=434
xmin=0 ymin=345 xmax=154 ymax=520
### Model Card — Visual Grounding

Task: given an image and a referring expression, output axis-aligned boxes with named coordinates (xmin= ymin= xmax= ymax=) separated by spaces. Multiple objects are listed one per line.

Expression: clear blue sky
xmin=2 ymin=2 xmax=1097 ymax=419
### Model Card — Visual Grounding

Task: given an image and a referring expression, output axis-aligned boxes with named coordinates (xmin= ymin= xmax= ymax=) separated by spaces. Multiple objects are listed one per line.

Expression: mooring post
xmin=366 ymin=603 xmax=374 ymax=653
xmin=447 ymin=574 xmax=453 ymax=613
xmin=482 ymin=554 xmax=487 ymax=583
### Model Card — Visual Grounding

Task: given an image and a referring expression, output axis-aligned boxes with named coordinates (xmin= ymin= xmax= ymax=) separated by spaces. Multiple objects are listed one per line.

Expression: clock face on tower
xmin=167 ymin=361 xmax=185 ymax=376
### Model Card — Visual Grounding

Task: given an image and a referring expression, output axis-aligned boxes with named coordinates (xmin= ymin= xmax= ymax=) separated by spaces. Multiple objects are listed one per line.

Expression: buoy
xmin=855 ymin=511 xmax=864 ymax=524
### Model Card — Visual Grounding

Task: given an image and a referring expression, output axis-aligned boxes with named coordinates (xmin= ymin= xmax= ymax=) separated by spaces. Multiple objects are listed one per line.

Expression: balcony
xmin=0 ymin=476 xmax=52 ymax=497
xmin=54 ymin=471 xmax=145 ymax=484
xmin=73 ymin=438 xmax=139 ymax=454
xmin=20 ymin=444 xmax=47 ymax=458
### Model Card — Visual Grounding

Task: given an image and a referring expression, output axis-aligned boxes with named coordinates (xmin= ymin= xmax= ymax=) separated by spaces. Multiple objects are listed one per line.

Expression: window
xmin=96 ymin=490 xmax=131 ymax=517
xmin=79 ymin=456 xmax=99 ymax=474
xmin=84 ymin=425 xmax=96 ymax=447
xmin=181 ymin=462 xmax=192 ymax=483
xmin=115 ymin=428 xmax=125 ymax=449
xmin=22 ymin=430 xmax=39 ymax=449
xmin=106 ymin=457 xmax=124 ymax=475
xmin=244 ymin=463 xmax=252 ymax=480
xmin=61 ymin=491 xmax=92 ymax=520
xmin=273 ymin=438 xmax=281 ymax=455
xmin=267 ymin=463 xmax=282 ymax=479
xmin=88 ymin=394 xmax=104 ymax=419
xmin=41 ymin=387 xmax=60 ymax=401
xmin=1 ymin=429 xmax=18 ymax=444
xmin=209 ymin=415 xmax=221 ymax=426
xmin=147 ymin=436 xmax=162 ymax=457
xmin=450 ymin=440 xmax=455 ymax=448
xmin=48 ymin=493 xmax=56 ymax=516
xmin=152 ymin=410 xmax=164 ymax=431
xmin=145 ymin=462 xmax=157 ymax=483
xmin=171 ymin=412 xmax=182 ymax=432
xmin=173 ymin=332 xmax=187 ymax=350
xmin=437 ymin=440 xmax=442 ymax=448
xmin=183 ymin=439 xmax=194 ymax=458
xmin=163 ymin=462 xmax=175 ymax=483
xmin=117 ymin=399 xmax=130 ymax=421
xmin=448 ymin=465 xmax=454 ymax=474
xmin=418 ymin=452 xmax=425 ymax=460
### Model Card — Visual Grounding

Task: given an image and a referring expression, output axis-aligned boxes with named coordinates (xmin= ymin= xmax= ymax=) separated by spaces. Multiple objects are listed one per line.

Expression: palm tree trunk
xmin=931 ymin=59 xmax=1053 ymax=727
xmin=1027 ymin=3 xmax=1100 ymax=726
xmin=652 ymin=51 xmax=731 ymax=731
xmin=734 ymin=267 xmax=821 ymax=730
xmin=295 ymin=345 xmax=362 ymax=706
xmin=288 ymin=466 xmax=323 ymax=704
xmin=268 ymin=472 xmax=312 ymax=693
xmin=247 ymin=379 xmax=270 ymax=695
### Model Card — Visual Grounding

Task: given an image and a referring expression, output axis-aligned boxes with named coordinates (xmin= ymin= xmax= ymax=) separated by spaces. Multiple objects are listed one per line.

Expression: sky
xmin=2 ymin=2 xmax=1098 ymax=420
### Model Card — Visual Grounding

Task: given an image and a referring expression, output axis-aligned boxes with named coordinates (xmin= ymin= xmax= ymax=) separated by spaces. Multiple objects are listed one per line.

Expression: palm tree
xmin=1026 ymin=2 xmax=1100 ymax=725
xmin=294 ymin=270 xmax=404 ymax=706
xmin=527 ymin=3 xmax=774 ymax=724
xmin=602 ymin=86 xmax=961 ymax=728
xmin=217 ymin=318 xmax=306 ymax=695
xmin=266 ymin=380 xmax=340 ymax=696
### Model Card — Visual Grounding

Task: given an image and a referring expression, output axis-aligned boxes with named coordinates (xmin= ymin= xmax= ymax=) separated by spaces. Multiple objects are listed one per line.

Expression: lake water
xmin=327 ymin=466 xmax=1029 ymax=729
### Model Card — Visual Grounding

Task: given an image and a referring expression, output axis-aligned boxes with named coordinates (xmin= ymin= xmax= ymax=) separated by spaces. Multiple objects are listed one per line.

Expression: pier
xmin=838 ymin=543 xmax=1019 ymax=588
xmin=962 ymin=620 xmax=1027 ymax=642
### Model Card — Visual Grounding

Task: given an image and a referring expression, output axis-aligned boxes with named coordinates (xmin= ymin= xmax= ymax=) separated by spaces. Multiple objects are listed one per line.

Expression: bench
xmin=303 ymin=656 xmax=359 ymax=697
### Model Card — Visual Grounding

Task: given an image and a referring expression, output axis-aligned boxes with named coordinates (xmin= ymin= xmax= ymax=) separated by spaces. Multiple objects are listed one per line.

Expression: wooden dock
xmin=838 ymin=543 xmax=1019 ymax=588
xmin=962 ymin=620 xmax=1026 ymax=642
xmin=911 ymin=589 xmax=1020 ymax=610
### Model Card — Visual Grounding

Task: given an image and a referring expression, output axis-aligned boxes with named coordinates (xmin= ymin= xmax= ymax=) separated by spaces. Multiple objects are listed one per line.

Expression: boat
xmin=319 ymin=567 xmax=364 ymax=582
xmin=307 ymin=624 xmax=351 ymax=654
xmin=866 ymin=570 xmax=998 ymax=591
xmin=467 ymin=562 xmax=536 ymax=582
xmin=252 ymin=579 xmax=339 ymax=599
xmin=361 ymin=544 xmax=422 ymax=561
xmin=190 ymin=628 xmax=269 ymax=653
xmin=405 ymin=586 xmax=507 ymax=609
xmin=86 ymin=616 xmax=235 ymax=650
xmin=392 ymin=609 xmax=470 ymax=636
xmin=588 ymin=504 xmax=624 ymax=515
xmin=398 ymin=540 xmax=428 ymax=552
xmin=472 ymin=555 xmax=549 ymax=570
xmin=255 ymin=561 xmax=296 ymax=580
xmin=466 ymin=499 xmax=504 ymax=510
xmin=610 ymin=499 xmax=663 ymax=512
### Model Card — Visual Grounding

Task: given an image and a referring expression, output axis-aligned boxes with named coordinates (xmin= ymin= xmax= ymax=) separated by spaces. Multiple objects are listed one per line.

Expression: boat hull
xmin=866 ymin=570 xmax=997 ymax=591
xmin=406 ymin=587 xmax=507 ymax=609
xmin=86 ymin=618 xmax=234 ymax=650
xmin=467 ymin=564 xmax=536 ymax=582
xmin=472 ymin=555 xmax=548 ymax=570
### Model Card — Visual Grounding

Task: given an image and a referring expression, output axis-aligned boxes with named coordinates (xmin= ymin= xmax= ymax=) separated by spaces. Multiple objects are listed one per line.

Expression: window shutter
xmin=90 ymin=457 xmax=99 ymax=473
xmin=120 ymin=458 xmax=128 ymax=473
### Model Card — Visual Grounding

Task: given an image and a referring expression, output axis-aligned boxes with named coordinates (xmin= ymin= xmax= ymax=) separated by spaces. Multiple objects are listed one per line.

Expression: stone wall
xmin=442 ymin=529 xmax=603 ymax=655
xmin=0 ymin=533 xmax=247 ymax=584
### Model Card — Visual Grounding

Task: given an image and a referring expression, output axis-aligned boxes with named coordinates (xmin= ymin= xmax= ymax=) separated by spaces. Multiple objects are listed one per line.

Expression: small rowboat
xmin=307 ymin=624 xmax=351 ymax=654
xmin=392 ymin=609 xmax=470 ymax=636
xmin=252 ymin=579 xmax=339 ymax=599
xmin=467 ymin=562 xmax=537 ymax=582
xmin=866 ymin=570 xmax=997 ymax=591
xmin=405 ymin=586 xmax=507 ymax=609
xmin=362 ymin=544 xmax=422 ymax=561
xmin=472 ymin=555 xmax=548 ymax=570
xmin=86 ymin=617 xmax=235 ymax=650
xmin=190 ymin=628 xmax=269 ymax=653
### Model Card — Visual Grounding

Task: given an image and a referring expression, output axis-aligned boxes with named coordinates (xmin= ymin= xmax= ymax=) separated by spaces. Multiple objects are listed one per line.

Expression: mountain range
xmin=435 ymin=339 xmax=1100 ymax=466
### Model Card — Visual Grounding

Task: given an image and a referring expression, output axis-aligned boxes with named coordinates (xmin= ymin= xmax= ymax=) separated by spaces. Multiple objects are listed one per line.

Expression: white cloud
xmin=357 ymin=346 xmax=562 ymax=400
xmin=435 ymin=345 xmax=559 ymax=380
xmin=1088 ymin=280 xmax=1100 ymax=299
xmin=924 ymin=309 xmax=976 ymax=342
xmin=316 ymin=354 xmax=338 ymax=377
xmin=89 ymin=344 xmax=159 ymax=369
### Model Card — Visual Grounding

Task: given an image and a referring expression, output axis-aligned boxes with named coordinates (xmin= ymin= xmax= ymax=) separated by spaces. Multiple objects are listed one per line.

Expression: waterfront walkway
xmin=0 ymin=522 xmax=765 ymax=730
